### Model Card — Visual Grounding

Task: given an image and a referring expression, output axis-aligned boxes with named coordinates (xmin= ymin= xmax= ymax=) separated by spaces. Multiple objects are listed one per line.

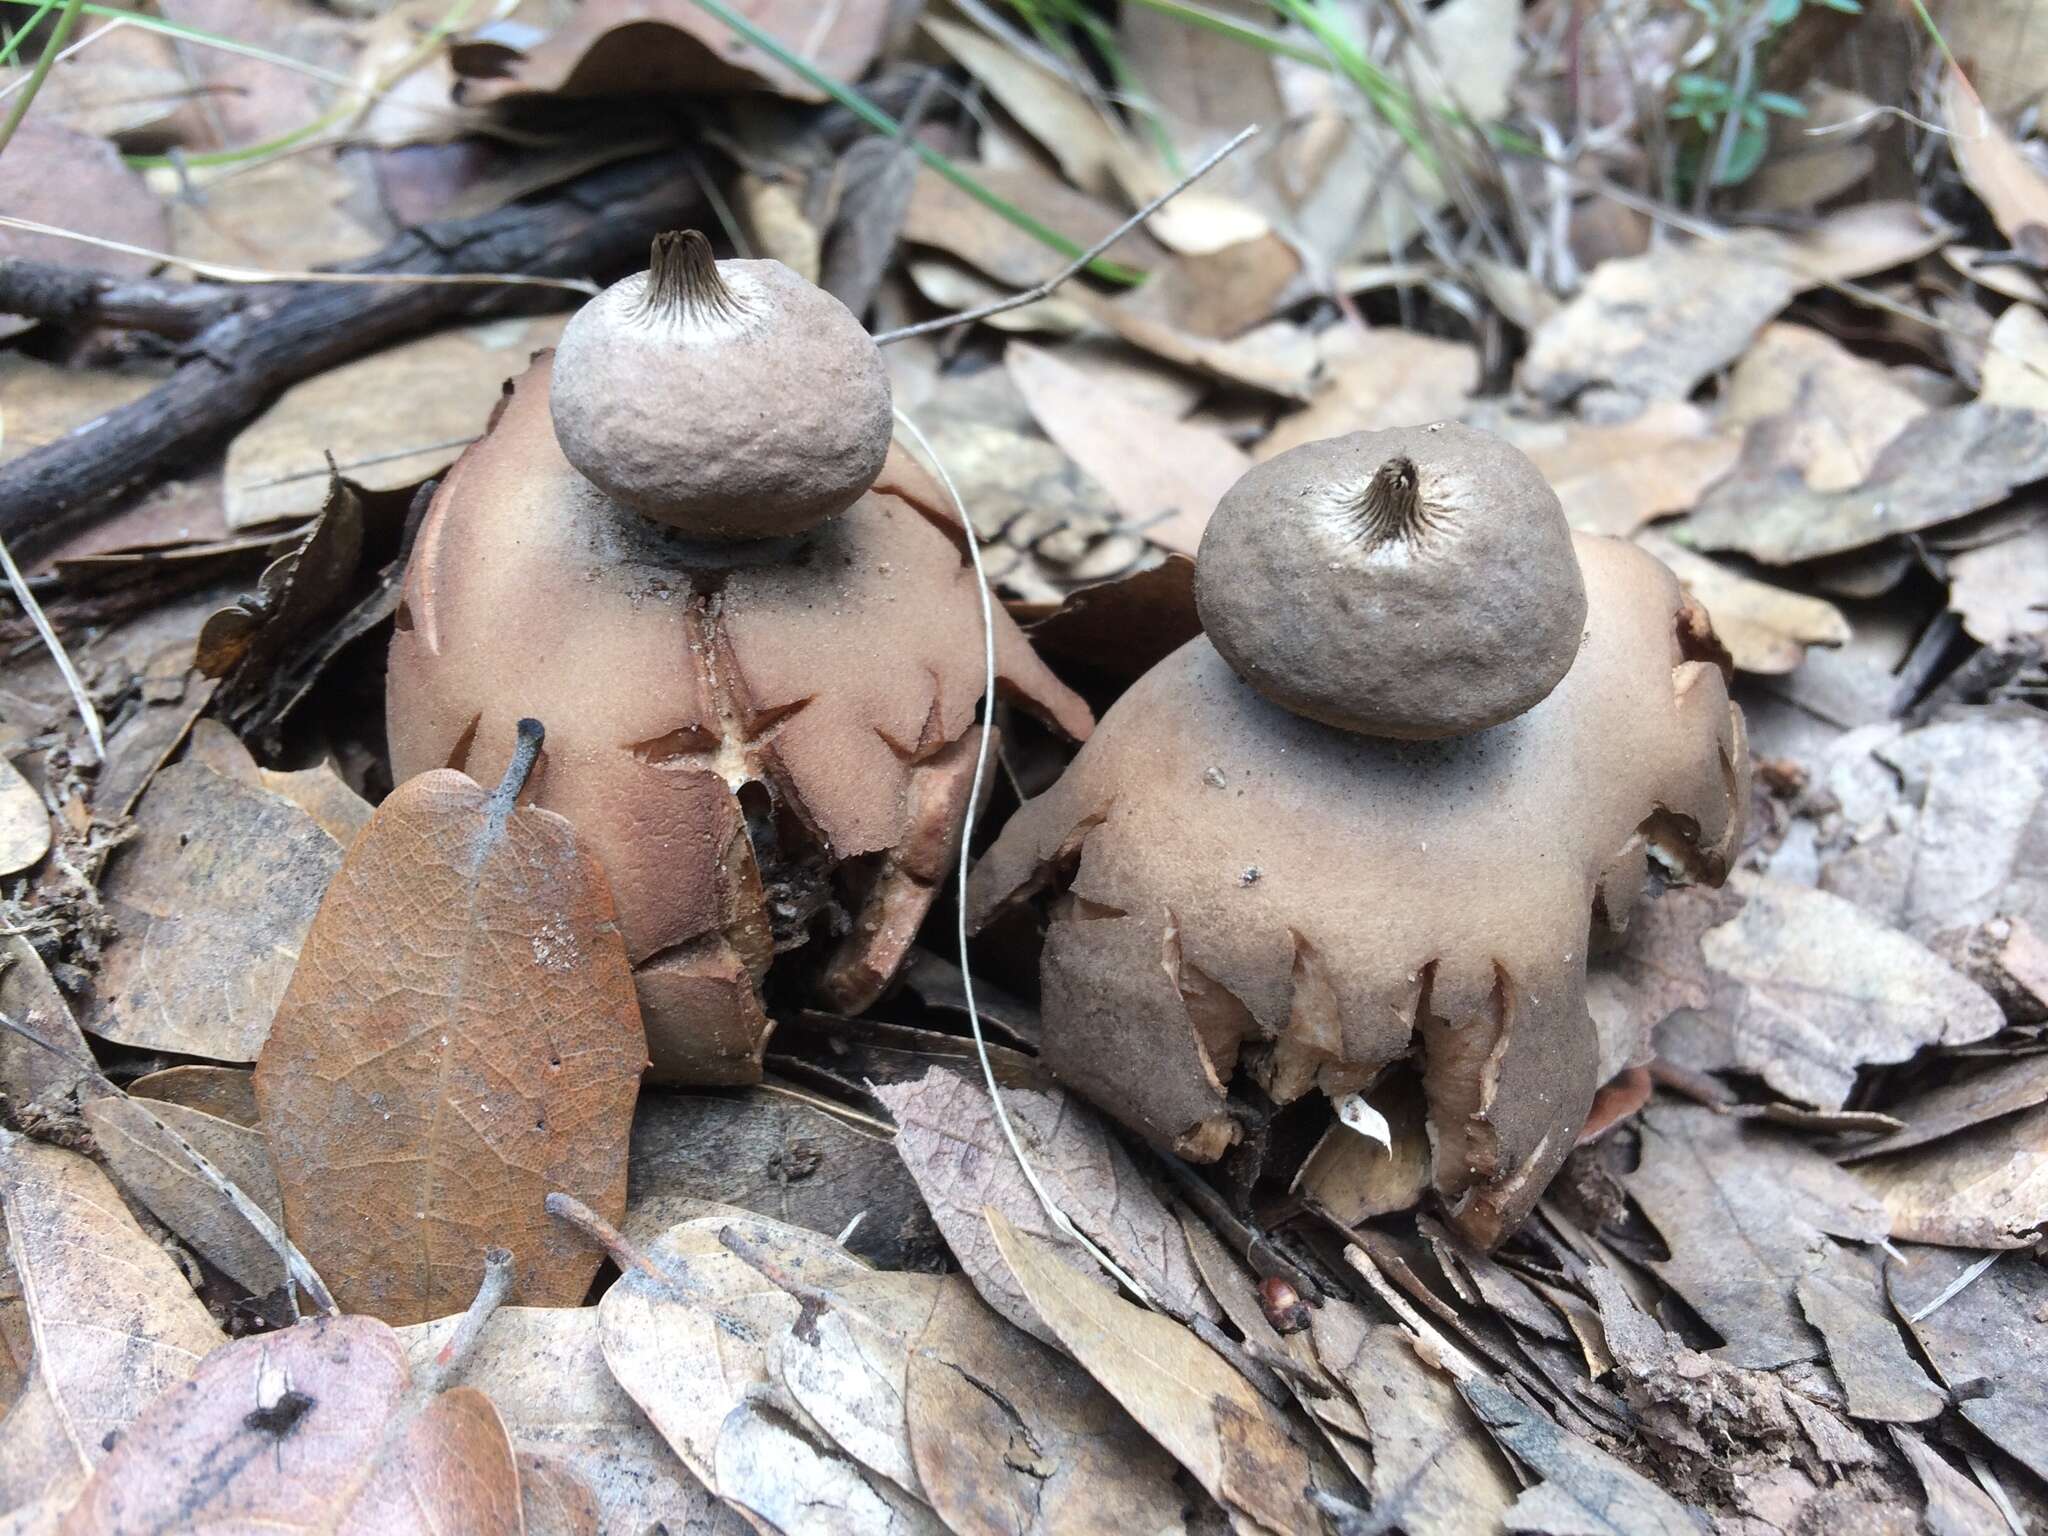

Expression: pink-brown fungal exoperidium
xmin=968 ymin=426 xmax=1747 ymax=1248
xmin=387 ymin=234 xmax=1091 ymax=1084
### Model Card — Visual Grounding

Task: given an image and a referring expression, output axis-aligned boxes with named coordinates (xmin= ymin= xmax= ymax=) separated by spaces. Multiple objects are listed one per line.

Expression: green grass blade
xmin=0 ymin=0 xmax=59 ymax=68
xmin=0 ymin=0 xmax=85 ymax=156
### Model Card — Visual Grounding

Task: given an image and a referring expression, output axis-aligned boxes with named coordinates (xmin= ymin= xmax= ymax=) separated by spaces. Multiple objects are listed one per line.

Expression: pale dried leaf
xmin=905 ymin=1271 xmax=1188 ymax=1536
xmin=1845 ymin=1056 xmax=2048 ymax=1162
xmin=1006 ymin=341 xmax=1249 ymax=555
xmin=1724 ymin=323 xmax=1929 ymax=492
xmin=255 ymin=761 xmax=645 ymax=1324
xmin=160 ymin=153 xmax=388 ymax=278
xmin=1639 ymin=533 xmax=1848 ymax=675
xmin=1682 ymin=403 xmax=2048 ymax=564
xmin=0 ymin=760 xmax=50 ymax=879
xmin=1892 ymin=1429 xmax=2009 ymax=1536
xmin=80 ymin=1094 xmax=287 ymax=1295
xmin=1258 ymin=328 xmax=1478 ymax=462
xmin=714 ymin=1401 xmax=945 ymax=1536
xmin=875 ymin=1067 xmax=1219 ymax=1347
xmin=0 ymin=1131 xmax=221 ymax=1507
xmin=1313 ymin=1316 xmax=1517 ymax=1536
xmin=1948 ymin=514 xmax=2048 ymax=648
xmin=1700 ymin=872 xmax=2005 ymax=1110
xmin=516 ymin=1451 xmax=601 ymax=1536
xmin=984 ymin=1208 xmax=1318 ymax=1536
xmin=1293 ymin=1079 xmax=1431 ymax=1227
xmin=129 ymin=1065 xmax=258 ymax=1127
xmin=1945 ymin=66 xmax=2048 ymax=263
xmin=1892 ymin=1247 xmax=2048 ymax=1485
xmin=225 ymin=317 xmax=567 ymax=528
xmin=1467 ymin=401 xmax=1739 ymax=538
xmin=1626 ymin=1103 xmax=1888 ymax=1369
xmin=86 ymin=761 xmax=344 ymax=1062
xmin=399 ymin=1303 xmax=731 ymax=1535
xmin=1794 ymin=1244 xmax=1945 ymax=1423
xmin=922 ymin=17 xmax=1130 ymax=198
xmin=0 ymin=939 xmax=91 ymax=1127
xmin=1977 ymin=302 xmax=2048 ymax=411
xmin=1856 ymin=1103 xmax=2048 ymax=1248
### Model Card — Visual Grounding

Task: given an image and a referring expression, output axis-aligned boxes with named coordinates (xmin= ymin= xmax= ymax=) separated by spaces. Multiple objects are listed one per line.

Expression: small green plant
xmin=1668 ymin=0 xmax=1861 ymax=192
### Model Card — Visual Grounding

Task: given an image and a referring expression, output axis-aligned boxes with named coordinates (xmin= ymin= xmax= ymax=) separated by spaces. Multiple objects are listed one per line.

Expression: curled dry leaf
xmin=1944 ymin=66 xmax=2048 ymax=265
xmin=1639 ymin=533 xmax=1848 ymax=675
xmin=1844 ymin=1055 xmax=2048 ymax=1162
xmin=79 ymin=1094 xmax=287 ymax=1296
xmin=904 ymin=1271 xmax=1188 ymax=1536
xmin=60 ymin=1314 xmax=520 ymax=1536
xmin=1310 ymin=1315 xmax=1516 ymax=1536
xmin=129 ymin=1065 xmax=258 ymax=1126
xmin=873 ymin=1067 xmax=1219 ymax=1347
xmin=1006 ymin=341 xmax=1249 ymax=557
xmin=0 ymin=1131 xmax=222 ymax=1510
xmin=1697 ymin=872 xmax=2005 ymax=1111
xmin=1682 ymin=403 xmax=2048 ymax=565
xmin=85 ymin=761 xmax=345 ymax=1063
xmin=455 ymin=0 xmax=892 ymax=106
xmin=256 ymin=729 xmax=646 ymax=1325
xmin=1891 ymin=1247 xmax=2048 ymax=1486
xmin=398 ymin=1304 xmax=730 ymax=1536
xmin=1458 ymin=1376 xmax=1712 ymax=1536
xmin=984 ymin=1208 xmax=1319 ymax=1536
xmin=1854 ymin=1103 xmax=2048 ymax=1248
xmin=1625 ymin=1103 xmax=1888 ymax=1370
xmin=1522 ymin=204 xmax=1947 ymax=405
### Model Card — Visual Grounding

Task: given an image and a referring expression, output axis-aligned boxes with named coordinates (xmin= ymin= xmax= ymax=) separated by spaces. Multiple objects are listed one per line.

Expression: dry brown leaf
xmin=874 ymin=1067 xmax=1219 ymax=1347
xmin=84 ymin=761 xmax=344 ymax=1062
xmin=1293 ymin=1080 xmax=1431 ymax=1226
xmin=1458 ymin=1376 xmax=1712 ymax=1536
xmin=0 ymin=940 xmax=91 ymax=1131
xmin=155 ymin=0 xmax=357 ymax=151
xmin=1723 ymin=323 xmax=1929 ymax=492
xmin=1522 ymin=204 xmax=1946 ymax=404
xmin=455 ymin=0 xmax=892 ymax=106
xmin=715 ymin=1401 xmax=944 ymax=1535
xmin=0 ymin=759 xmax=48 ymax=879
xmin=901 ymin=162 xmax=1162 ymax=292
xmin=596 ymin=1213 xmax=875 ymax=1489
xmin=159 ymin=153 xmax=388 ymax=278
xmin=183 ymin=719 xmax=373 ymax=847
xmin=256 ymin=740 xmax=645 ymax=1325
xmin=0 ymin=120 xmax=168 ymax=297
xmin=627 ymin=1088 xmax=941 ymax=1268
xmin=1698 ymin=872 xmax=2005 ymax=1110
xmin=1948 ymin=513 xmax=2048 ymax=648
xmin=1626 ymin=1103 xmax=1889 ymax=1370
xmin=1257 ymin=327 xmax=1478 ymax=462
xmin=398 ymin=1303 xmax=728 ymax=1535
xmin=80 ymin=1093 xmax=287 ymax=1296
xmin=1144 ymin=235 xmax=1303 ymax=338
xmin=0 ymin=1131 xmax=222 ymax=1509
xmin=1976 ymin=301 xmax=2048 ymax=411
xmin=1890 ymin=1429 xmax=2010 ymax=1536
xmin=1681 ymin=402 xmax=2048 ymax=564
xmin=905 ymin=1271 xmax=1188 ymax=1536
xmin=1006 ymin=341 xmax=1248 ymax=555
xmin=905 ymin=259 xmax=1090 ymax=336
xmin=1892 ymin=1247 xmax=2048 ymax=1485
xmin=61 ymin=1313 xmax=520 ymax=1535
xmin=922 ymin=17 xmax=1131 ymax=198
xmin=1945 ymin=66 xmax=2048 ymax=264
xmin=1855 ymin=1104 xmax=2048 ymax=1248
xmin=984 ymin=1208 xmax=1318 ymax=1536
xmin=1465 ymin=401 xmax=1740 ymax=538
xmin=515 ymin=1451 xmax=601 ymax=1536
xmin=1845 ymin=1056 xmax=2048 ymax=1162
xmin=1638 ymin=533 xmax=1849 ymax=675
xmin=1312 ymin=1315 xmax=1517 ymax=1534
xmin=2 ymin=24 xmax=186 ymax=141
xmin=129 ymin=1065 xmax=258 ymax=1126
xmin=1794 ymin=1244 xmax=1945 ymax=1423
xmin=224 ymin=316 xmax=567 ymax=528
xmin=0 ymin=355 xmax=159 ymax=468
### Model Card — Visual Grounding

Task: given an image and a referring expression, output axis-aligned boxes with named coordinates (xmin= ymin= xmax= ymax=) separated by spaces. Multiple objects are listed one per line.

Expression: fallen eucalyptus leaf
xmin=1855 ymin=1103 xmax=2048 ymax=1248
xmin=128 ymin=1064 xmax=258 ymax=1126
xmin=0 ymin=1131 xmax=221 ymax=1508
xmin=1891 ymin=1247 xmax=2048 ymax=1484
xmin=85 ymin=761 xmax=344 ymax=1062
xmin=984 ymin=1208 xmax=1317 ymax=1536
xmin=1699 ymin=872 xmax=2005 ymax=1111
xmin=1639 ymin=533 xmax=1848 ymax=675
xmin=875 ymin=1067 xmax=1219 ymax=1347
xmin=1722 ymin=323 xmax=1928 ymax=493
xmin=1845 ymin=1056 xmax=2048 ymax=1162
xmin=1890 ymin=1428 xmax=2010 ymax=1536
xmin=256 ymin=729 xmax=646 ymax=1324
xmin=1626 ymin=1103 xmax=1888 ymax=1369
xmin=1794 ymin=1244 xmax=1945 ymax=1423
xmin=1947 ymin=513 xmax=2048 ymax=649
xmin=1945 ymin=66 xmax=2048 ymax=265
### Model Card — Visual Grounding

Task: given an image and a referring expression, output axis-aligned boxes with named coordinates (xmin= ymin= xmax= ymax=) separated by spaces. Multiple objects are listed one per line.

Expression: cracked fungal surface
xmin=388 ymin=354 xmax=1091 ymax=1082
xmin=969 ymin=533 xmax=1747 ymax=1246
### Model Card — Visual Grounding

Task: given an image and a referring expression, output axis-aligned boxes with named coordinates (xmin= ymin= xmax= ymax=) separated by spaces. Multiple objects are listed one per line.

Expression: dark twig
xmin=0 ymin=259 xmax=249 ymax=339
xmin=0 ymin=152 xmax=703 ymax=556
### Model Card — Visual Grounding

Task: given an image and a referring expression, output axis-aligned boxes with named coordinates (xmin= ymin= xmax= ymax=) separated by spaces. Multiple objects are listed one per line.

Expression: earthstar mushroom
xmin=387 ymin=234 xmax=1091 ymax=1083
xmin=970 ymin=424 xmax=1747 ymax=1245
